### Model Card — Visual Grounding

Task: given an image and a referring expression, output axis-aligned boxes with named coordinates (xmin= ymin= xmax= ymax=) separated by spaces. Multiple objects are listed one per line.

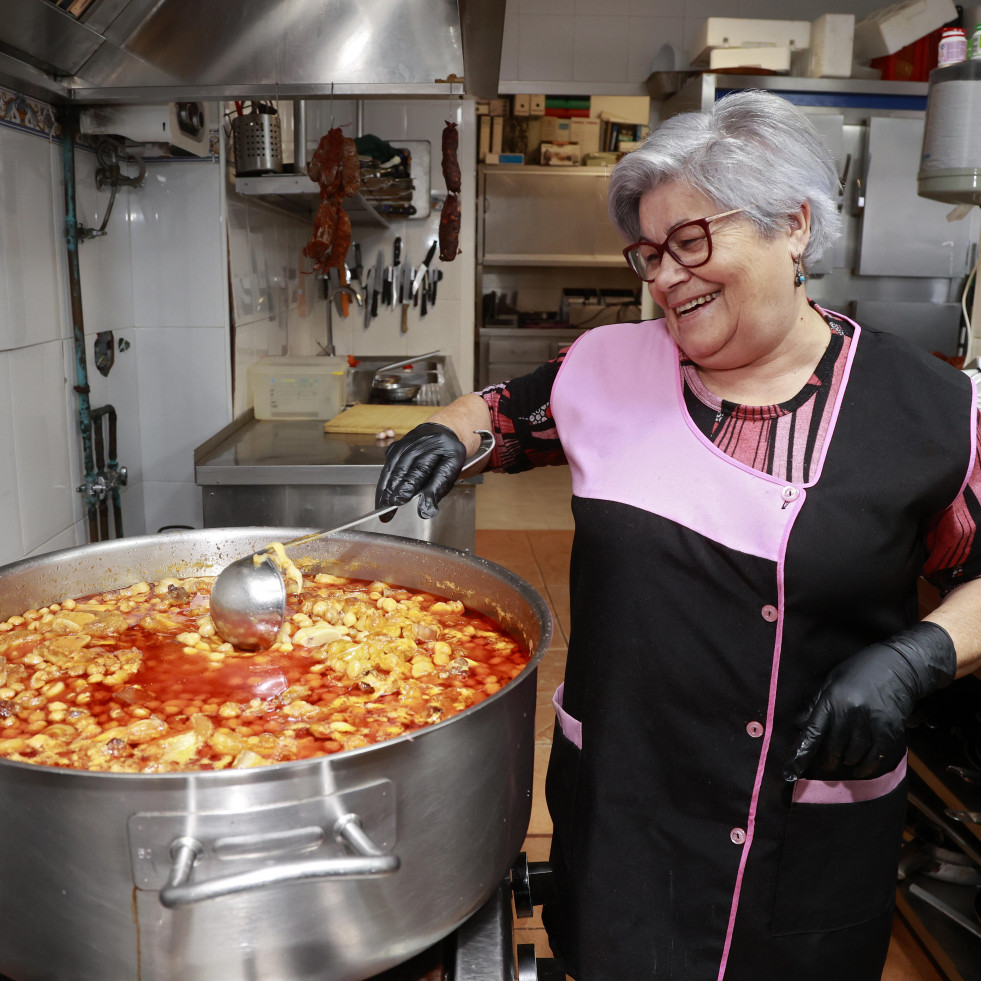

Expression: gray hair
xmin=607 ymin=90 xmax=841 ymax=266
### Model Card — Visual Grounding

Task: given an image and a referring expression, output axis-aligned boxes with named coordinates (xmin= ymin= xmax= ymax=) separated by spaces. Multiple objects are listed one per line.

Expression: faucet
xmin=322 ymin=283 xmax=364 ymax=356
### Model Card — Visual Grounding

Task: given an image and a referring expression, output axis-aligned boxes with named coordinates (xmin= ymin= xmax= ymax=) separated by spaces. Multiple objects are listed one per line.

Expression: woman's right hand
xmin=375 ymin=422 xmax=467 ymax=520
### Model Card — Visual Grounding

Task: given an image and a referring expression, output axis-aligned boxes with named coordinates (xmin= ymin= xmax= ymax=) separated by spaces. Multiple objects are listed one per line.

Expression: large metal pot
xmin=0 ymin=528 xmax=552 ymax=981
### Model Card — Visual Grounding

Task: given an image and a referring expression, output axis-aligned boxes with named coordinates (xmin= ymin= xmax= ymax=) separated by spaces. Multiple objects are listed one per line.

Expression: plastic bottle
xmin=970 ymin=23 xmax=981 ymax=60
xmin=939 ymin=26 xmax=967 ymax=66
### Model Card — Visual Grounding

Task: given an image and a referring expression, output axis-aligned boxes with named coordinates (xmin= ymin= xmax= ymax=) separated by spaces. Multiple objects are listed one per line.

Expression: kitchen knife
xmin=411 ymin=240 xmax=438 ymax=298
xmin=352 ymin=242 xmax=363 ymax=287
xmin=400 ymin=258 xmax=413 ymax=333
xmin=372 ymin=251 xmax=385 ymax=317
xmin=362 ymin=265 xmax=374 ymax=330
xmin=390 ymin=237 xmax=402 ymax=310
xmin=428 ymin=268 xmax=442 ymax=307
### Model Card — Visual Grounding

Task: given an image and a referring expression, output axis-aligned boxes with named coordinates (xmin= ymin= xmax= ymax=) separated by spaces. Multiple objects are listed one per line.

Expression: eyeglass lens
xmin=626 ymin=221 xmax=711 ymax=281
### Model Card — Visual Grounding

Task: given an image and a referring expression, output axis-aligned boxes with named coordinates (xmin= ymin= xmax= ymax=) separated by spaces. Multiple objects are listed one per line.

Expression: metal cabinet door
xmin=858 ymin=115 xmax=975 ymax=278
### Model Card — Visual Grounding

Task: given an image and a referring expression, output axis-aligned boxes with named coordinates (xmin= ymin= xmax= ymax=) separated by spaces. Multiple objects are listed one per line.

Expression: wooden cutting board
xmin=323 ymin=403 xmax=437 ymax=435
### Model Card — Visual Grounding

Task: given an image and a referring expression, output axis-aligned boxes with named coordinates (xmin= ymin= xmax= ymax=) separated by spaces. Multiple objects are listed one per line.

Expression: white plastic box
xmin=690 ymin=18 xmax=811 ymax=66
xmin=853 ymin=0 xmax=958 ymax=60
xmin=249 ymin=356 xmax=348 ymax=421
xmin=791 ymin=14 xmax=855 ymax=78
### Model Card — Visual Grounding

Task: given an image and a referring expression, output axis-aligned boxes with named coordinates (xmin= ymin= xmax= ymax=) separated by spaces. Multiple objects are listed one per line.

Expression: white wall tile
xmin=26 ymin=525 xmax=79 ymax=558
xmin=8 ymin=338 xmax=77 ymax=554
xmin=0 ymin=352 xmax=24 ymax=564
xmin=574 ymin=16 xmax=632 ymax=83
xmin=75 ymin=146 xmax=136 ymax=332
xmin=521 ymin=0 xmax=574 ymax=13
xmin=130 ymin=159 xmax=226 ymax=328
xmin=134 ymin=325 xmax=231 ymax=484
xmin=143 ymin=480 xmax=204 ymax=534
xmin=118 ymin=483 xmax=147 ymax=538
xmin=576 ymin=0 xmax=630 ymax=14
xmin=0 ymin=127 xmax=67 ymax=353
xmin=629 ymin=16 xmax=686 ymax=80
xmin=518 ymin=16 xmax=576 ymax=82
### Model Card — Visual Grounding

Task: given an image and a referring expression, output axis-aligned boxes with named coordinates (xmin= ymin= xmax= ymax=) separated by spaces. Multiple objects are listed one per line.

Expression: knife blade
xmin=352 ymin=242 xmax=363 ymax=286
xmin=400 ymin=259 xmax=413 ymax=333
xmin=371 ymin=251 xmax=384 ymax=319
xmin=390 ymin=236 xmax=402 ymax=310
xmin=362 ymin=266 xmax=374 ymax=330
xmin=411 ymin=240 xmax=438 ymax=298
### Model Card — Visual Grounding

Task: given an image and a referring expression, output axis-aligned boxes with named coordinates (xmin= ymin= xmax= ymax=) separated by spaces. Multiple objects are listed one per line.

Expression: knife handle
xmin=401 ymin=305 xmax=409 ymax=333
xmin=371 ymin=290 xmax=379 ymax=318
xmin=393 ymin=237 xmax=401 ymax=267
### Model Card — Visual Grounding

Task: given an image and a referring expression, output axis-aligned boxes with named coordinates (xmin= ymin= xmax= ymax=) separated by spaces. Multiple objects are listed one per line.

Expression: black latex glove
xmin=782 ymin=621 xmax=956 ymax=782
xmin=375 ymin=422 xmax=467 ymax=521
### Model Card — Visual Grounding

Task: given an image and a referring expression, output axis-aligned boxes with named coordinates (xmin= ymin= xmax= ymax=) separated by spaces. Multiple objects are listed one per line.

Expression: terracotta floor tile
xmin=544 ymin=582 xmax=572 ymax=646
xmin=528 ymin=741 xmax=554 ymax=836
xmin=527 ymin=530 xmax=574 ymax=586
xmin=473 ymin=529 xmax=544 ymax=587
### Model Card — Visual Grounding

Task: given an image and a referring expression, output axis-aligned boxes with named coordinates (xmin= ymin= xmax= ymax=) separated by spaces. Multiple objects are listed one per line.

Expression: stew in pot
xmin=0 ymin=563 xmax=530 ymax=773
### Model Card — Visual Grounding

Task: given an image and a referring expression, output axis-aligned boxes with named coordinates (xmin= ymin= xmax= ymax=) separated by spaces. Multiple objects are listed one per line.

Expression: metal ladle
xmin=210 ymin=430 xmax=494 ymax=650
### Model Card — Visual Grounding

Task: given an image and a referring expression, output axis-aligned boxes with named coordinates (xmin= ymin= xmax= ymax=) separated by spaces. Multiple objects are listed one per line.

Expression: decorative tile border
xmin=0 ymin=86 xmax=61 ymax=138
xmin=0 ymin=85 xmax=219 ymax=160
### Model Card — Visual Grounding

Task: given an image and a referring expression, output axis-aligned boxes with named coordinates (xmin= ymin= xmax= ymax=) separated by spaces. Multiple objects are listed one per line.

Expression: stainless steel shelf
xmin=234 ymin=174 xmax=390 ymax=227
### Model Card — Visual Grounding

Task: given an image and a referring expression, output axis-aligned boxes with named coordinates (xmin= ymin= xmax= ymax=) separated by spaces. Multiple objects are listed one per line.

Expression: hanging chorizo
xmin=441 ymin=121 xmax=461 ymax=194
xmin=439 ymin=192 xmax=461 ymax=262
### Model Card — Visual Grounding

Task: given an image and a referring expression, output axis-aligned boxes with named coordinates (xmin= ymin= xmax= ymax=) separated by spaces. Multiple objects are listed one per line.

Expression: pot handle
xmin=158 ymin=812 xmax=399 ymax=909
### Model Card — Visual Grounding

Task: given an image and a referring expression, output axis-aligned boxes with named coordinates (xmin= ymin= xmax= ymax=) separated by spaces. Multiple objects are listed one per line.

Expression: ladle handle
xmin=159 ymin=813 xmax=398 ymax=908
xmin=279 ymin=429 xmax=495 ymax=551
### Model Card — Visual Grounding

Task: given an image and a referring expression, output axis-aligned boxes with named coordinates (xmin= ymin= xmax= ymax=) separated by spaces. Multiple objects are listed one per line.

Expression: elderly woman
xmin=375 ymin=90 xmax=981 ymax=980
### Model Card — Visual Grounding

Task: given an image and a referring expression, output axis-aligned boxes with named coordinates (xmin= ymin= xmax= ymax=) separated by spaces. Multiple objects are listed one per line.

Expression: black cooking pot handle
xmin=158 ymin=813 xmax=399 ymax=908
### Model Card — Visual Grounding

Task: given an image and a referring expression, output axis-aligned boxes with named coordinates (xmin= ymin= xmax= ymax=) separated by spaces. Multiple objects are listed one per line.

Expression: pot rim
xmin=0 ymin=527 xmax=553 ymax=782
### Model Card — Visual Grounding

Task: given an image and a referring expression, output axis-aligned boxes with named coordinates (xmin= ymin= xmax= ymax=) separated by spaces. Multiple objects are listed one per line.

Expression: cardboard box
xmin=485 ymin=153 xmax=525 ymax=164
xmin=512 ymin=94 xmax=530 ymax=117
xmin=569 ymin=118 xmax=601 ymax=156
xmin=491 ymin=115 xmax=504 ymax=155
xmin=488 ymin=98 xmax=509 ymax=116
xmin=529 ymin=94 xmax=546 ymax=115
xmin=690 ymin=18 xmax=811 ymax=66
xmin=853 ymin=0 xmax=957 ymax=60
xmin=541 ymin=143 xmax=581 ymax=166
xmin=709 ymin=46 xmax=792 ymax=72
xmin=589 ymin=96 xmax=650 ymax=125
xmin=540 ymin=117 xmax=572 ymax=142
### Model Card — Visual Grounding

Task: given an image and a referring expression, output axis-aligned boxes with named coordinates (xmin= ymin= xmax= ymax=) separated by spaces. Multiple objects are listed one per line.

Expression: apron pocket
xmin=545 ymin=684 xmax=582 ymax=851
xmin=771 ymin=761 xmax=907 ymax=936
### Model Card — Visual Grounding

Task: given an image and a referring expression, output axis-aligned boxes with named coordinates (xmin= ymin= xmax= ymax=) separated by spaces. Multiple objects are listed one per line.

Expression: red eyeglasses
xmin=622 ymin=208 xmax=743 ymax=282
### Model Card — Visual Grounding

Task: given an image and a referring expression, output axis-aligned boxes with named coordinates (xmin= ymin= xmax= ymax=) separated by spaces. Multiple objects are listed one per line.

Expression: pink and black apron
xmin=543 ymin=316 xmax=976 ymax=980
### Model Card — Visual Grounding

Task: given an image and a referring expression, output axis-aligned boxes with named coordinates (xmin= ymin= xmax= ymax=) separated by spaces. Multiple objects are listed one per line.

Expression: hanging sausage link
xmin=441 ymin=120 xmax=461 ymax=194
xmin=303 ymin=127 xmax=361 ymax=273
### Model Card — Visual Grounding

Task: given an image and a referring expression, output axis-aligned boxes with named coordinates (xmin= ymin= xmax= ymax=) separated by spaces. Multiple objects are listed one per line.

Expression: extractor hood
xmin=0 ymin=0 xmax=505 ymax=104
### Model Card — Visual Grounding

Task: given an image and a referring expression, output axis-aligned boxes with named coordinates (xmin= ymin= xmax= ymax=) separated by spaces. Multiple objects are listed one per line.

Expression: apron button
xmin=761 ymin=604 xmax=778 ymax=622
xmin=730 ymin=828 xmax=747 ymax=845
xmin=746 ymin=721 xmax=764 ymax=738
xmin=781 ymin=486 xmax=800 ymax=503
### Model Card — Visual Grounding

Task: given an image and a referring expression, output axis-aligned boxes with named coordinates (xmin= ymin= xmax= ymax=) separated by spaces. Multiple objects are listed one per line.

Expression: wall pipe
xmin=61 ymin=108 xmax=100 ymax=543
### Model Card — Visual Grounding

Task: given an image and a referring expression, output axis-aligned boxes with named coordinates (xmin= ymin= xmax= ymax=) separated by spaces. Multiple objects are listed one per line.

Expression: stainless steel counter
xmin=194 ymin=355 xmax=481 ymax=551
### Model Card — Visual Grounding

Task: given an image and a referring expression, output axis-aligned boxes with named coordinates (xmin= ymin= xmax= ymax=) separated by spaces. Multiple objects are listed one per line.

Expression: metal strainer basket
xmin=232 ymin=113 xmax=283 ymax=176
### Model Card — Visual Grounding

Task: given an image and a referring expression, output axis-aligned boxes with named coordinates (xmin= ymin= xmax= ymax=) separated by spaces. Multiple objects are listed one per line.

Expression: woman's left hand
xmin=782 ymin=621 xmax=956 ymax=781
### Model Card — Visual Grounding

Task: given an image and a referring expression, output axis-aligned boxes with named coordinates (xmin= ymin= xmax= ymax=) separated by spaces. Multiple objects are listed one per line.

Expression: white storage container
xmin=853 ymin=0 xmax=958 ymax=60
xmin=709 ymin=47 xmax=792 ymax=72
xmin=689 ymin=18 xmax=811 ymax=67
xmin=249 ymin=356 xmax=349 ymax=421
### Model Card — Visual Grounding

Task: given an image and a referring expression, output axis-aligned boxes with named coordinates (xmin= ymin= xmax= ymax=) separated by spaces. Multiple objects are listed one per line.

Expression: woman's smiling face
xmin=637 ymin=182 xmax=806 ymax=372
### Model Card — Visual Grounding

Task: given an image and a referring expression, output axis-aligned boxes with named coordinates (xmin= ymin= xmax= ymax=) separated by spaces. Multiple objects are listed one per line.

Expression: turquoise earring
xmin=794 ymin=254 xmax=807 ymax=288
